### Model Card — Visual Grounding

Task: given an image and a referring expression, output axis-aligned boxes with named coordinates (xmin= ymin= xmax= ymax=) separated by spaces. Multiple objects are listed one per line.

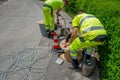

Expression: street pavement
xmin=0 ymin=0 xmax=100 ymax=80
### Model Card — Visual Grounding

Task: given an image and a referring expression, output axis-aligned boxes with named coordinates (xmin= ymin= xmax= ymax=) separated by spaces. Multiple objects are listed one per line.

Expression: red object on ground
xmin=53 ymin=32 xmax=60 ymax=50
xmin=64 ymin=45 xmax=67 ymax=48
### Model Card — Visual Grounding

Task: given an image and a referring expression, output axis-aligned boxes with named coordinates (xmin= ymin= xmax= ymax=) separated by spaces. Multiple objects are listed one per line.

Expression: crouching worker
xmin=42 ymin=0 xmax=68 ymax=38
xmin=65 ymin=10 xmax=107 ymax=69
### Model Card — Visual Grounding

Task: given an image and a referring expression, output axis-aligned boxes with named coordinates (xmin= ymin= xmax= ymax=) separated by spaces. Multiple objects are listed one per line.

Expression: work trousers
xmin=69 ymin=37 xmax=102 ymax=68
xmin=42 ymin=6 xmax=55 ymax=31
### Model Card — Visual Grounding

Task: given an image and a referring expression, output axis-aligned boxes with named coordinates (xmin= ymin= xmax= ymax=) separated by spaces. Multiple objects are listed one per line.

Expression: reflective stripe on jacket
xmin=72 ymin=13 xmax=107 ymax=40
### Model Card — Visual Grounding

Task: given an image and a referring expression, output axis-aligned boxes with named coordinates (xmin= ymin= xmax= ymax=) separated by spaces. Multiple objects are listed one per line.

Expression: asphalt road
xmin=0 ymin=0 xmax=100 ymax=80
xmin=0 ymin=0 xmax=52 ymax=80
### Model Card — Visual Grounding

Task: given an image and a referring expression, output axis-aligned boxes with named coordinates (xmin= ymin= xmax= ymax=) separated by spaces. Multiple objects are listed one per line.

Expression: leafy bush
xmin=65 ymin=0 xmax=120 ymax=80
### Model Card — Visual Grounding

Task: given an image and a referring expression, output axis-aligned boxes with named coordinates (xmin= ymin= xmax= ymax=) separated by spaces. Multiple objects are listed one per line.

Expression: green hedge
xmin=65 ymin=0 xmax=120 ymax=80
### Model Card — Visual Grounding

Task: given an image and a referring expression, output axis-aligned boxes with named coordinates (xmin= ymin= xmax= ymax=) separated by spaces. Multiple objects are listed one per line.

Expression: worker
xmin=65 ymin=10 xmax=107 ymax=69
xmin=42 ymin=0 xmax=68 ymax=38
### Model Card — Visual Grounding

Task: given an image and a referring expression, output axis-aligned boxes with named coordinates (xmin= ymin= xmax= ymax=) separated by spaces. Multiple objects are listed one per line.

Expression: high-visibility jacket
xmin=70 ymin=13 xmax=107 ymax=59
xmin=45 ymin=0 xmax=64 ymax=10
xmin=72 ymin=13 xmax=107 ymax=41
xmin=42 ymin=0 xmax=64 ymax=31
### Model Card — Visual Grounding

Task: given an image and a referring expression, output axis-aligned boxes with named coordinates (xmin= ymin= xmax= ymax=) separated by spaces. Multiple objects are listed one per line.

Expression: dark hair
xmin=64 ymin=0 xmax=68 ymax=4
xmin=77 ymin=10 xmax=84 ymax=14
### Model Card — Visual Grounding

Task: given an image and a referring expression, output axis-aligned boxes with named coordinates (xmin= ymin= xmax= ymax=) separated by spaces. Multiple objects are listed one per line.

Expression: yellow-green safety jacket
xmin=45 ymin=0 xmax=64 ymax=10
xmin=70 ymin=13 xmax=107 ymax=59
xmin=72 ymin=13 xmax=107 ymax=41
xmin=42 ymin=0 xmax=64 ymax=31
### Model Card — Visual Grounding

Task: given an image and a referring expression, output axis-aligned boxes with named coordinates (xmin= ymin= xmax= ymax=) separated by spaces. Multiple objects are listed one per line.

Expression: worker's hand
xmin=65 ymin=42 xmax=70 ymax=46
xmin=56 ymin=8 xmax=61 ymax=17
xmin=63 ymin=42 xmax=70 ymax=48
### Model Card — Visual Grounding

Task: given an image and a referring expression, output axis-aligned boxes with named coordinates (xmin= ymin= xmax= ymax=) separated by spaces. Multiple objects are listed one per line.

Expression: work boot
xmin=49 ymin=31 xmax=54 ymax=39
xmin=85 ymin=54 xmax=91 ymax=60
xmin=71 ymin=58 xmax=79 ymax=69
xmin=46 ymin=30 xmax=50 ymax=38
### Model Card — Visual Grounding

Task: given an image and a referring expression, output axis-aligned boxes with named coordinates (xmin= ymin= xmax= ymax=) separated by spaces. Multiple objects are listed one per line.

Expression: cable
xmin=0 ymin=45 xmax=52 ymax=80
xmin=59 ymin=15 xmax=67 ymax=29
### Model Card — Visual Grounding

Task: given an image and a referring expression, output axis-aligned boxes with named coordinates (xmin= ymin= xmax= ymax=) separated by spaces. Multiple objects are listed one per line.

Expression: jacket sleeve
xmin=72 ymin=16 xmax=79 ymax=28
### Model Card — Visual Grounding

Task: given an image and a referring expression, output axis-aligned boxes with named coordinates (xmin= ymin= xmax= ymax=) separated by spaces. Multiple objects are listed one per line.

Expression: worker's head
xmin=63 ymin=0 xmax=68 ymax=6
xmin=92 ymin=35 xmax=107 ymax=42
xmin=77 ymin=10 xmax=84 ymax=14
